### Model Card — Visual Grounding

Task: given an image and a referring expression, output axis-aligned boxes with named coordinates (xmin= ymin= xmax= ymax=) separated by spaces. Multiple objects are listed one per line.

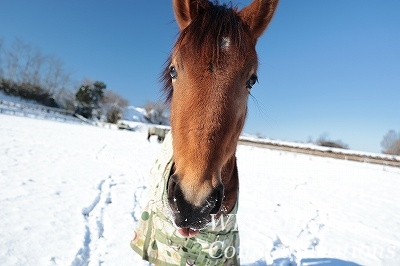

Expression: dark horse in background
xmin=131 ymin=0 xmax=279 ymax=265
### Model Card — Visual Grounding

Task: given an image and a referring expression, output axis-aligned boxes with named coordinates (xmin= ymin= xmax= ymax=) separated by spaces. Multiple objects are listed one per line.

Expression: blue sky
xmin=1 ymin=0 xmax=399 ymax=153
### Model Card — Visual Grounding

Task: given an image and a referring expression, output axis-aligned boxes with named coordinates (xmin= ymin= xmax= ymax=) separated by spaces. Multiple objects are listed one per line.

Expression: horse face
xmin=165 ymin=0 xmax=279 ymax=234
xmin=168 ymin=51 xmax=255 ymax=230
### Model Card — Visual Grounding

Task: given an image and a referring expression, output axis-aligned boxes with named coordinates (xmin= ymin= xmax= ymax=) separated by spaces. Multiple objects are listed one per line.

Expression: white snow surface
xmin=1 ymin=114 xmax=400 ymax=266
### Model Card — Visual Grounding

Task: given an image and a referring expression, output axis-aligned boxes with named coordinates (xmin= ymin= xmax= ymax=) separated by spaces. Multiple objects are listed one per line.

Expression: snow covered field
xmin=1 ymin=114 xmax=399 ymax=266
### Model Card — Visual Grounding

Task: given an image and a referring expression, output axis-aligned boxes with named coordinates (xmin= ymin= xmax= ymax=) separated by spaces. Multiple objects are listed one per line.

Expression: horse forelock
xmin=161 ymin=1 xmax=252 ymax=103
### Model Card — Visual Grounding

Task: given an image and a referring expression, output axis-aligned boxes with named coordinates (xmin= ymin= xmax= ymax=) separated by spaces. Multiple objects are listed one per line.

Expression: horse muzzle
xmin=167 ymin=173 xmax=223 ymax=234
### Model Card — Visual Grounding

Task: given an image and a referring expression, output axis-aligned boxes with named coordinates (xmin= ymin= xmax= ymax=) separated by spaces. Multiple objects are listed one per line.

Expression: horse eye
xmin=169 ymin=66 xmax=177 ymax=79
xmin=246 ymin=74 xmax=258 ymax=89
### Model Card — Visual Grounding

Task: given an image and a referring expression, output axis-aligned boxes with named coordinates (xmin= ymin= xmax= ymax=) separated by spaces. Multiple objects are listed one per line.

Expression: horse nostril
xmin=209 ymin=184 xmax=224 ymax=215
xmin=167 ymin=174 xmax=179 ymax=206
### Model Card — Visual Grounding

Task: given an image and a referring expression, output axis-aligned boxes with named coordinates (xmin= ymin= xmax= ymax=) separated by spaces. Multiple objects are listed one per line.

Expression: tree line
xmin=0 ymin=38 xmax=128 ymax=123
xmin=308 ymin=132 xmax=400 ymax=155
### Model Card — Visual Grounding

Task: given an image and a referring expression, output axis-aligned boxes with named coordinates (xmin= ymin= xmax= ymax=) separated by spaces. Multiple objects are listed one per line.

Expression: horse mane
xmin=161 ymin=0 xmax=251 ymax=103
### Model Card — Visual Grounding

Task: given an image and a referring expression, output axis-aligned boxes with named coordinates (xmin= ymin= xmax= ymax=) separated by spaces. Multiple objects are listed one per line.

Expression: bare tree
xmin=144 ymin=100 xmax=169 ymax=125
xmin=144 ymin=100 xmax=168 ymax=116
xmin=5 ymin=38 xmax=24 ymax=83
xmin=43 ymin=55 xmax=65 ymax=94
xmin=106 ymin=105 xmax=122 ymax=124
xmin=381 ymin=130 xmax=400 ymax=155
xmin=18 ymin=43 xmax=45 ymax=86
xmin=102 ymin=90 xmax=128 ymax=108
xmin=101 ymin=90 xmax=129 ymax=124
xmin=56 ymin=88 xmax=75 ymax=111
xmin=0 ymin=38 xmax=73 ymax=106
xmin=28 ymin=50 xmax=45 ymax=86
xmin=0 ymin=38 xmax=4 ymax=78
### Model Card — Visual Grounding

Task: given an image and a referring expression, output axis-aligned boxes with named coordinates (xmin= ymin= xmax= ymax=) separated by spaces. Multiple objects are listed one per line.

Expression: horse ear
xmin=239 ymin=0 xmax=279 ymax=41
xmin=172 ymin=0 xmax=202 ymax=31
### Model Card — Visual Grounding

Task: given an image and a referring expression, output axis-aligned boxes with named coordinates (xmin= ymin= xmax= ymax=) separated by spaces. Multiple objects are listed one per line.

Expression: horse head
xmin=162 ymin=0 xmax=279 ymax=237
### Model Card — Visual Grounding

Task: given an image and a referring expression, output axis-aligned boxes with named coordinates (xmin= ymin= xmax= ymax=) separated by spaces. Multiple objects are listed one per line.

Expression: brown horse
xmin=131 ymin=0 xmax=278 ymax=264
xmin=165 ymin=0 xmax=278 ymax=235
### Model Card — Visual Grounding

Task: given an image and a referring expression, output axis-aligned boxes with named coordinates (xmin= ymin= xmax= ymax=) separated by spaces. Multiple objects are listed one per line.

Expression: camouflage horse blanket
xmin=131 ymin=132 xmax=239 ymax=266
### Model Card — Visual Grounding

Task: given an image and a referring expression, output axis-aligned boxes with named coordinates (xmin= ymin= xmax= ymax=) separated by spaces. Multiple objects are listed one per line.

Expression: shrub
xmin=106 ymin=106 xmax=122 ymax=124
xmin=0 ymin=78 xmax=58 ymax=107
